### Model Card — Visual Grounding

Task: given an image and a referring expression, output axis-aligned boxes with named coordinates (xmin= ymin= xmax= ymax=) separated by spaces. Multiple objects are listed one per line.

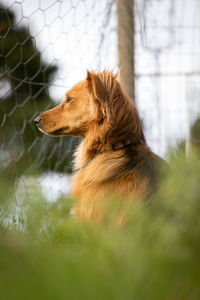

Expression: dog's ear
xmin=87 ymin=71 xmax=108 ymax=101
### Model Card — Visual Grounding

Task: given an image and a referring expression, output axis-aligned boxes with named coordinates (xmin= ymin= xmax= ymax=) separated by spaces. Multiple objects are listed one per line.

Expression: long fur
xmin=35 ymin=70 xmax=167 ymax=223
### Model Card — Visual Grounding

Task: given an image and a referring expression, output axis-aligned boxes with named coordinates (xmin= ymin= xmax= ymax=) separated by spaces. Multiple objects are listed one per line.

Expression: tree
xmin=190 ymin=117 xmax=200 ymax=153
xmin=0 ymin=3 xmax=74 ymax=177
xmin=175 ymin=117 xmax=200 ymax=156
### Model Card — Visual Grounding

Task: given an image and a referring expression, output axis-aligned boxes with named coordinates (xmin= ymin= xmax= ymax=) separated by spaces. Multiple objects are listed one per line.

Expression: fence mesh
xmin=0 ymin=0 xmax=200 ymax=198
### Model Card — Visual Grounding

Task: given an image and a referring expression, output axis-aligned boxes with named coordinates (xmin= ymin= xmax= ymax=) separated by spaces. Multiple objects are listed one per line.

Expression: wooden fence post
xmin=117 ymin=0 xmax=135 ymax=101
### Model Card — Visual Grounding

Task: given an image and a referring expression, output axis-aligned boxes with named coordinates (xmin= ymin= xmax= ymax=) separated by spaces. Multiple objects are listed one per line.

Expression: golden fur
xmin=35 ymin=70 xmax=167 ymax=222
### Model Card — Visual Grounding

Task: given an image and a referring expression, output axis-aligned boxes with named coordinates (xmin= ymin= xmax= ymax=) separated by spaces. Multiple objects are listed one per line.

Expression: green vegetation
xmin=0 ymin=3 xmax=75 ymax=176
xmin=0 ymin=3 xmax=200 ymax=299
xmin=176 ymin=116 xmax=200 ymax=156
xmin=0 ymin=150 xmax=200 ymax=300
xmin=190 ymin=117 xmax=200 ymax=153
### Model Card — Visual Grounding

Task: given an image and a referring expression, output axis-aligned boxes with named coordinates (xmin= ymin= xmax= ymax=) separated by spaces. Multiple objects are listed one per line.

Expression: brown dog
xmin=35 ymin=70 xmax=167 ymax=222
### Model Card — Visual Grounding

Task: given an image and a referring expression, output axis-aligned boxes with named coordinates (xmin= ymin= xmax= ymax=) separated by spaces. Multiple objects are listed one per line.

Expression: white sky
xmin=1 ymin=0 xmax=200 ymax=156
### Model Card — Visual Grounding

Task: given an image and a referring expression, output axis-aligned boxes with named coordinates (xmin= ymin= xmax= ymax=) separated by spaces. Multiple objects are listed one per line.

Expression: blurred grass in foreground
xmin=0 ymin=151 xmax=200 ymax=300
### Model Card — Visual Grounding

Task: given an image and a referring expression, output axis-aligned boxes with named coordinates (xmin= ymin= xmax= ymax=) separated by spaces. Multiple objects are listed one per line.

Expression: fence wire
xmin=0 ymin=0 xmax=200 ymax=191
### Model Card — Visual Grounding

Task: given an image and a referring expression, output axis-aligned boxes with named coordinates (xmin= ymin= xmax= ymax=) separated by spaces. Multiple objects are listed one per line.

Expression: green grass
xmin=0 ymin=151 xmax=200 ymax=300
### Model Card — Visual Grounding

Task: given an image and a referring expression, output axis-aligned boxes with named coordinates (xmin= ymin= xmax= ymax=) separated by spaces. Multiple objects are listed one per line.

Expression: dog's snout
xmin=34 ymin=116 xmax=42 ymax=126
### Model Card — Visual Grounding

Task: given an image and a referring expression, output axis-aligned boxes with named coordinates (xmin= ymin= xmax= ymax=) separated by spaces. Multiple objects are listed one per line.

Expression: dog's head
xmin=34 ymin=70 xmax=118 ymax=137
xmin=34 ymin=70 xmax=145 ymax=145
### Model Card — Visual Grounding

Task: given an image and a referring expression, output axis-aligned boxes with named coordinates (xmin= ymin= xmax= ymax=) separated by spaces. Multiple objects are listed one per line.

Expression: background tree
xmin=190 ymin=117 xmax=200 ymax=154
xmin=174 ymin=116 xmax=200 ymax=157
xmin=0 ymin=3 xmax=75 ymax=178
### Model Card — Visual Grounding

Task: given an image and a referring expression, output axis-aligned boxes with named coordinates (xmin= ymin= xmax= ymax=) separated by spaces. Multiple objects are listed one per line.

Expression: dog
xmin=34 ymin=70 xmax=167 ymax=222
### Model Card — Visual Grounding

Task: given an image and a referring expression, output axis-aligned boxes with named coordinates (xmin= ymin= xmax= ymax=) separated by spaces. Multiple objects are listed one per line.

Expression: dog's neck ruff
xmin=74 ymin=139 xmax=133 ymax=173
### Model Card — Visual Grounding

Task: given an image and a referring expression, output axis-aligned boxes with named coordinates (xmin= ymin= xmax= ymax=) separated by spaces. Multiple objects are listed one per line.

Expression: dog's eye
xmin=66 ymin=96 xmax=73 ymax=103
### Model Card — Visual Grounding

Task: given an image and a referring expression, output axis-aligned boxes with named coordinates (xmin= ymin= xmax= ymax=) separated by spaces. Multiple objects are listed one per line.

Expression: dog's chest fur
xmin=71 ymin=142 xmax=156 ymax=201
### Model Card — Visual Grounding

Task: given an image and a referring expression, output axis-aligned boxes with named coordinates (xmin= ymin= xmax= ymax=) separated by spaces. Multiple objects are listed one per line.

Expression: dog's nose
xmin=34 ymin=116 xmax=42 ymax=125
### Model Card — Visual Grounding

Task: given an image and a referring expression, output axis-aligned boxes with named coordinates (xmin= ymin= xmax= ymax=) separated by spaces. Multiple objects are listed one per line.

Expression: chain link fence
xmin=0 ymin=0 xmax=200 ymax=199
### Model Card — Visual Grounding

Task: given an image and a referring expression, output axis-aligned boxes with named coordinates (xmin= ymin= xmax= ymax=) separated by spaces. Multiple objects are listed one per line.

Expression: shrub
xmin=0 ymin=151 xmax=200 ymax=300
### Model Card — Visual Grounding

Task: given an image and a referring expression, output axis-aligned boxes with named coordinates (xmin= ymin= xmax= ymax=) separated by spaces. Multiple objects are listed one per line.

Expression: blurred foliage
xmin=0 ymin=150 xmax=200 ymax=300
xmin=0 ymin=3 xmax=75 ymax=176
xmin=0 ymin=3 xmax=200 ymax=299
xmin=176 ymin=116 xmax=200 ymax=156
xmin=191 ymin=117 xmax=200 ymax=152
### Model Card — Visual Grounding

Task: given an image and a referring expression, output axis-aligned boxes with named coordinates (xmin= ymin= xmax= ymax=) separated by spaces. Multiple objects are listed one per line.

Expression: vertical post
xmin=117 ymin=0 xmax=135 ymax=101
